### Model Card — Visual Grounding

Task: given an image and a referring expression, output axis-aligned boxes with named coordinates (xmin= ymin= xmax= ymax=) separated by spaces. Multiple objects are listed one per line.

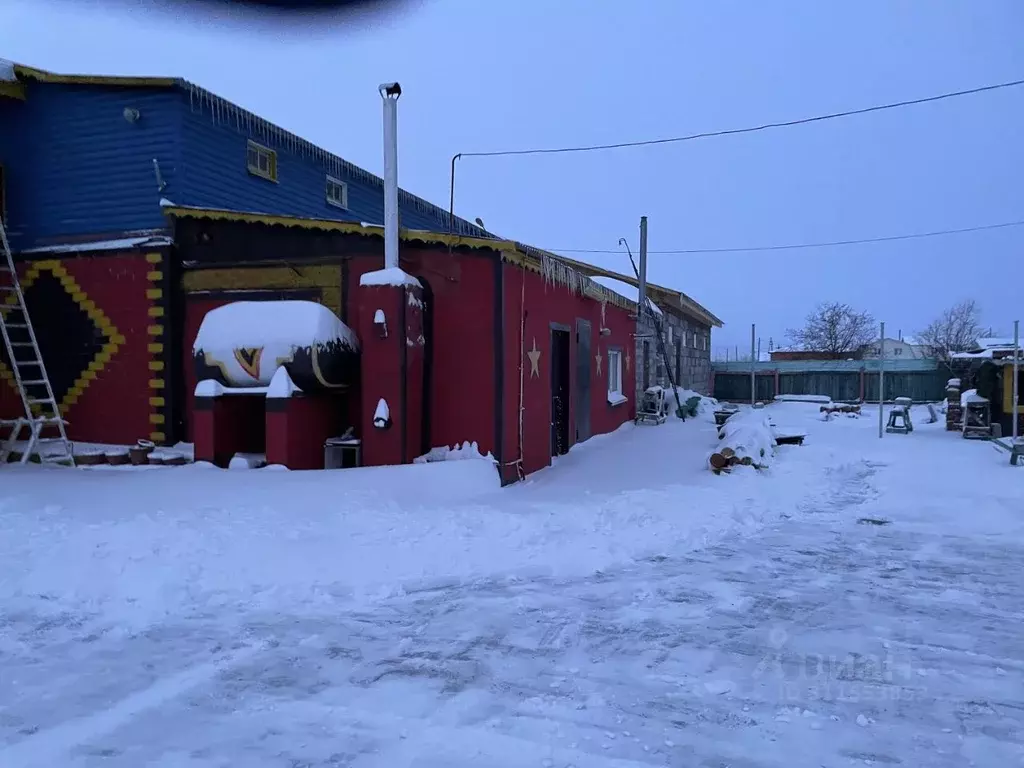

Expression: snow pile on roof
xmin=978 ymin=337 xmax=1015 ymax=349
xmin=359 ymin=267 xmax=422 ymax=288
xmin=0 ymin=59 xmax=15 ymax=82
xmin=588 ymin=275 xmax=663 ymax=315
xmin=194 ymin=301 xmax=358 ymax=354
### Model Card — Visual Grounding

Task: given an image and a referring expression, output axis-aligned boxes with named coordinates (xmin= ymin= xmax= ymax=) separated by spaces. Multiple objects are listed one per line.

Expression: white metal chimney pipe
xmin=379 ymin=82 xmax=402 ymax=271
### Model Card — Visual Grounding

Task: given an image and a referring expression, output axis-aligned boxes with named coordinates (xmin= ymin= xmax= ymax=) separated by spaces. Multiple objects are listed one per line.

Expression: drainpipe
xmin=379 ymin=82 xmax=402 ymax=270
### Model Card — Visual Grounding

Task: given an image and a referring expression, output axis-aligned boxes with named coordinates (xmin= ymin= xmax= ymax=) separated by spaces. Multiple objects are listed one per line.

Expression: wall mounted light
xmin=123 ymin=107 xmax=140 ymax=123
xmin=373 ymin=308 xmax=388 ymax=338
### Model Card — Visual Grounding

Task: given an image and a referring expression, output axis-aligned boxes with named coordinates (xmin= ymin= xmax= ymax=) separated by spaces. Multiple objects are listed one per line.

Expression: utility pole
xmin=1014 ymin=320 xmax=1020 ymax=443
xmin=878 ymin=321 xmax=885 ymax=439
xmin=750 ymin=324 xmax=756 ymax=405
xmin=637 ymin=216 xmax=648 ymax=315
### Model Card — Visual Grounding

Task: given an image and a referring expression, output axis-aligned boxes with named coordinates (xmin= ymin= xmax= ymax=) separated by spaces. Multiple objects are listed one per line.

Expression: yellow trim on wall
xmin=183 ymin=264 xmax=343 ymax=318
xmin=0 ymin=260 xmax=123 ymax=412
xmin=144 ymin=252 xmax=167 ymax=444
xmin=162 ymin=205 xmax=514 ymax=254
xmin=1003 ymin=368 xmax=1023 ymax=414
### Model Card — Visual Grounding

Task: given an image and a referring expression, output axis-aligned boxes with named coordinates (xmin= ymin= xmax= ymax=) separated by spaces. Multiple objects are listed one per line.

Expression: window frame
xmin=607 ymin=346 xmax=627 ymax=405
xmin=246 ymin=140 xmax=278 ymax=182
xmin=325 ymin=175 xmax=348 ymax=209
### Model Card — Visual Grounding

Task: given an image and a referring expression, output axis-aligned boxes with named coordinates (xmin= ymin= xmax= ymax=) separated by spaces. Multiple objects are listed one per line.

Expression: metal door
xmin=575 ymin=319 xmax=592 ymax=442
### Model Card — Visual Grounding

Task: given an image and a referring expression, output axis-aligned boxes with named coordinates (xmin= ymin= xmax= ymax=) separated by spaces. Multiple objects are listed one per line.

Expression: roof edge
xmin=162 ymin=205 xmax=515 ymax=252
xmin=551 ymin=254 xmax=723 ymax=328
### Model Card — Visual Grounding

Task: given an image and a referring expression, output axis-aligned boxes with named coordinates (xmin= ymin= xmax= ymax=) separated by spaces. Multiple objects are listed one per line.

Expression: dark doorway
xmin=575 ymin=318 xmax=592 ymax=443
xmin=643 ymin=340 xmax=651 ymax=390
xmin=550 ymin=327 xmax=571 ymax=457
xmin=419 ymin=278 xmax=434 ymax=457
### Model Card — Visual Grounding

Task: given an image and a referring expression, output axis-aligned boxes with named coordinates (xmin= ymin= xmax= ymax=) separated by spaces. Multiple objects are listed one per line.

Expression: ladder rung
xmin=28 ymin=398 xmax=54 ymax=405
xmin=13 ymin=360 xmax=42 ymax=366
xmin=21 ymin=379 xmax=47 ymax=386
xmin=6 ymin=323 xmax=28 ymax=329
xmin=9 ymin=341 xmax=34 ymax=347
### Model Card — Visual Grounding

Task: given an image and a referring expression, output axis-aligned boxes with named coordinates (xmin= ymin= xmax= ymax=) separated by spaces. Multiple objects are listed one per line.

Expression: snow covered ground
xmin=2 ymin=402 xmax=1023 ymax=766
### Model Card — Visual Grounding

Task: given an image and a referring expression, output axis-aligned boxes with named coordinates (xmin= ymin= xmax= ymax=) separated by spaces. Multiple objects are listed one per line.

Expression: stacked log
xmin=821 ymin=403 xmax=861 ymax=418
xmin=709 ymin=410 xmax=776 ymax=473
xmin=945 ymin=378 xmax=962 ymax=432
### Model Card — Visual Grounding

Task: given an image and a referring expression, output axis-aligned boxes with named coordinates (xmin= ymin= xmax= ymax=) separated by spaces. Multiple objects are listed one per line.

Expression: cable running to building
xmin=543 ymin=218 xmax=1024 ymax=255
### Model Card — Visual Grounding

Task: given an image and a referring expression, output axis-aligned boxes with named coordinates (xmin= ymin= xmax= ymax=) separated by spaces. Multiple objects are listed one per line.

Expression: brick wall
xmin=635 ymin=309 xmax=711 ymax=397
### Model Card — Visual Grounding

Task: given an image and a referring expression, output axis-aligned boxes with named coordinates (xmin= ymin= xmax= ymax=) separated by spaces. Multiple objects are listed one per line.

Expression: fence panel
xmin=714 ymin=369 xmax=946 ymax=403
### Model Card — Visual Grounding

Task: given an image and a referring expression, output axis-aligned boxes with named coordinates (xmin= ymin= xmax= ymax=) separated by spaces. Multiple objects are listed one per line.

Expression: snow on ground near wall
xmin=2 ymin=402 xmax=1024 ymax=765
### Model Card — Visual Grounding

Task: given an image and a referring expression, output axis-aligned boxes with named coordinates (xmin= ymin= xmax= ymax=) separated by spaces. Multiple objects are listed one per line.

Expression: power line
xmin=544 ymin=218 xmax=1024 ymax=255
xmin=457 ymin=78 xmax=1024 ymax=159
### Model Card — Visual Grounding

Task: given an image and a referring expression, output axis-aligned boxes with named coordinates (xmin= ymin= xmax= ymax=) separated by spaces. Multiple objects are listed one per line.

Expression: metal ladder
xmin=0 ymin=217 xmax=74 ymax=467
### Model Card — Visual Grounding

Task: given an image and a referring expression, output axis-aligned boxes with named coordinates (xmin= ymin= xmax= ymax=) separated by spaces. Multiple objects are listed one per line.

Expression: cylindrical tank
xmin=193 ymin=300 xmax=360 ymax=392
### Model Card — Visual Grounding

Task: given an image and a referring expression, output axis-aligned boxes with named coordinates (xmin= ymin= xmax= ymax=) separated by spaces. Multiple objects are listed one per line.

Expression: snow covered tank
xmin=193 ymin=300 xmax=360 ymax=393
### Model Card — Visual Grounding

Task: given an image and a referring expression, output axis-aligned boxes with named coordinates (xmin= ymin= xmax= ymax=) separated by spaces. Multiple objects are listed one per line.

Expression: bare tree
xmin=917 ymin=300 xmax=983 ymax=360
xmin=787 ymin=302 xmax=875 ymax=355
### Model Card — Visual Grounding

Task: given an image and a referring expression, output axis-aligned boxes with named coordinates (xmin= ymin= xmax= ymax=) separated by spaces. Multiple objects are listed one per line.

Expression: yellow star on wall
xmin=595 ymin=350 xmax=603 ymax=377
xmin=527 ymin=337 xmax=541 ymax=378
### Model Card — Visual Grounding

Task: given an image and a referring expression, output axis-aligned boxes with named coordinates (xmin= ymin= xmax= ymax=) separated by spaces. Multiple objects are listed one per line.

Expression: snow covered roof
xmin=0 ymin=59 xmax=16 ymax=82
xmin=588 ymin=275 xmax=663 ymax=316
xmin=19 ymin=234 xmax=173 ymax=255
xmin=544 ymin=254 xmax=722 ymax=328
xmin=978 ymin=337 xmax=1015 ymax=349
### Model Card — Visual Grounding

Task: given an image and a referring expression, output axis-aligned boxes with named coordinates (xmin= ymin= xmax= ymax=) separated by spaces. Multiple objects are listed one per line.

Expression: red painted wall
xmin=500 ymin=264 xmax=636 ymax=481
xmin=0 ymin=253 xmax=153 ymax=446
xmin=347 ymin=247 xmax=498 ymax=460
xmin=265 ymin=396 xmax=344 ymax=470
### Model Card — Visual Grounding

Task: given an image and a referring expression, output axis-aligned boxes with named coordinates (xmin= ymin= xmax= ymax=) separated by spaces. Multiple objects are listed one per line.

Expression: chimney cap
xmin=378 ymin=82 xmax=402 ymax=98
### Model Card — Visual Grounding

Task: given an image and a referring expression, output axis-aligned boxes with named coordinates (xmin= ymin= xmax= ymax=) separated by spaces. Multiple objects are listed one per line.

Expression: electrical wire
xmin=542 ymin=218 xmax=1024 ymax=255
xmin=457 ymin=78 xmax=1024 ymax=159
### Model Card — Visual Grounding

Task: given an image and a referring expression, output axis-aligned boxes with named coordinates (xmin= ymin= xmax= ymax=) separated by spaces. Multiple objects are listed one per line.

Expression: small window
xmin=666 ymin=326 xmax=673 ymax=345
xmin=894 ymin=347 xmax=903 ymax=356
xmin=703 ymin=334 xmax=708 ymax=351
xmin=607 ymin=348 xmax=626 ymax=405
xmin=326 ymin=176 xmax=348 ymax=209
xmin=246 ymin=140 xmax=277 ymax=182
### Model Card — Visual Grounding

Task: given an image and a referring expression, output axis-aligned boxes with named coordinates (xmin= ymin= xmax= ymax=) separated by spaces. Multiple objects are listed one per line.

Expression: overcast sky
xmin=3 ymin=0 xmax=1022 ymax=354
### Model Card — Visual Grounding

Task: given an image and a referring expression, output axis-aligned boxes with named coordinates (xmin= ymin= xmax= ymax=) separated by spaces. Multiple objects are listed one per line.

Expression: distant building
xmin=770 ymin=349 xmax=859 ymax=362
xmin=859 ymin=336 xmax=931 ymax=360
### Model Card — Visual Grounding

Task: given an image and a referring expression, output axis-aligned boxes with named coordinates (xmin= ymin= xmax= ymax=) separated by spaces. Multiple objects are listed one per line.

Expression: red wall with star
xmin=500 ymin=263 xmax=637 ymax=482
xmin=0 ymin=253 xmax=154 ymax=448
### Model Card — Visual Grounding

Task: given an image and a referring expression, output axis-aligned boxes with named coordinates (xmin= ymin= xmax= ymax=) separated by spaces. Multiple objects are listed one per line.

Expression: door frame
xmin=549 ymin=323 xmax=571 ymax=458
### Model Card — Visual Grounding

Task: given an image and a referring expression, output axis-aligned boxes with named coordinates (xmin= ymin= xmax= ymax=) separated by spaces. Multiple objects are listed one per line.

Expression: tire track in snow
xmin=0 ymin=641 xmax=265 ymax=767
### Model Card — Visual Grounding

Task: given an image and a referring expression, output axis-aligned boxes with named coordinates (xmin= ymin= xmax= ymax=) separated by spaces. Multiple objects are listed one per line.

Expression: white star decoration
xmin=595 ymin=351 xmax=603 ymax=377
xmin=527 ymin=337 xmax=541 ymax=378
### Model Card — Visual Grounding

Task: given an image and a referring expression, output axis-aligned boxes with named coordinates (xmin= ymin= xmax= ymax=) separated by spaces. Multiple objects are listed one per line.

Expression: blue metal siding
xmin=177 ymin=92 xmax=465 ymax=233
xmin=0 ymin=84 xmax=180 ymax=249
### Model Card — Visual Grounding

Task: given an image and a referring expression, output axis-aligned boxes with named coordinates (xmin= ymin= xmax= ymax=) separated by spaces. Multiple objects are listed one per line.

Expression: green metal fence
xmin=712 ymin=360 xmax=947 ymax=403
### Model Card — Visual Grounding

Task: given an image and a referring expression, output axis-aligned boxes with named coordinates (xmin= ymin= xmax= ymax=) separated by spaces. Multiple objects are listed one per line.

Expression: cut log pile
xmin=945 ymin=378 xmax=962 ymax=432
xmin=709 ymin=410 xmax=776 ymax=473
xmin=821 ymin=402 xmax=861 ymax=421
